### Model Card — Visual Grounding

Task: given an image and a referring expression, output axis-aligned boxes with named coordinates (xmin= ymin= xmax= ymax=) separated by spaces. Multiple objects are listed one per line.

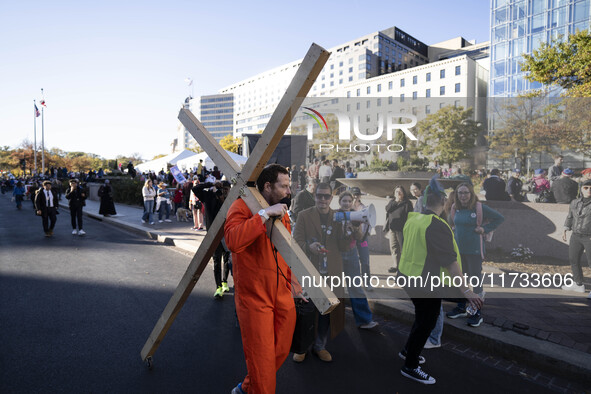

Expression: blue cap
xmin=513 ymin=168 xmax=521 ymax=173
xmin=563 ymin=168 xmax=574 ymax=176
xmin=534 ymin=169 xmax=545 ymax=176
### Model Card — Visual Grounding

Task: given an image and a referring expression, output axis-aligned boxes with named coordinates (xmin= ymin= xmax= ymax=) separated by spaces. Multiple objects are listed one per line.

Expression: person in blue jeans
xmin=156 ymin=182 xmax=172 ymax=223
xmin=338 ymin=191 xmax=378 ymax=329
xmin=141 ymin=179 xmax=156 ymax=224
xmin=446 ymin=183 xmax=504 ymax=327
xmin=13 ymin=181 xmax=25 ymax=210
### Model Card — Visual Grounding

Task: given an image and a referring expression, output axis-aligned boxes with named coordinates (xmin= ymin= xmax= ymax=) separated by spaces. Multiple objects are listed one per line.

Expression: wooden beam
xmin=141 ymin=43 xmax=333 ymax=363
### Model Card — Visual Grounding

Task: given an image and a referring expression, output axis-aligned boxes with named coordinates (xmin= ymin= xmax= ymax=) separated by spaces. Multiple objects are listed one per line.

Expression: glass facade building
xmin=490 ymin=0 xmax=591 ymax=97
xmin=199 ymin=94 xmax=234 ymax=140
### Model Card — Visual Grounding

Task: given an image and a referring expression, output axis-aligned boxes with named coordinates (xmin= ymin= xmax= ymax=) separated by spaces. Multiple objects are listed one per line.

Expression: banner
xmin=170 ymin=165 xmax=186 ymax=184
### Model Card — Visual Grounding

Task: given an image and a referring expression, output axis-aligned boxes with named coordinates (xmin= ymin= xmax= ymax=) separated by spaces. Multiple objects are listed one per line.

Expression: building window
xmin=366 ymin=114 xmax=371 ymax=122
xmin=413 ymin=75 xmax=417 ymax=84
xmin=349 ymin=58 xmax=353 ymax=64
xmin=388 ymin=81 xmax=393 ymax=89
xmin=455 ymin=83 xmax=460 ymax=93
xmin=454 ymin=100 xmax=461 ymax=108
xmin=388 ymin=96 xmax=393 ymax=104
xmin=455 ymin=65 xmax=461 ymax=75
xmin=425 ymin=105 xmax=431 ymax=114
xmin=347 ymin=91 xmax=351 ymax=98
xmin=349 ymin=67 xmax=353 ymax=73
xmin=426 ymin=72 xmax=431 ymax=82
xmin=330 ymin=64 xmax=334 ymax=69
xmin=400 ymin=78 xmax=405 ymax=87
xmin=339 ymin=61 xmax=343 ymax=67
xmin=366 ymin=100 xmax=370 ymax=108
xmin=330 ymin=73 xmax=334 ymax=78
xmin=356 ymin=102 xmax=361 ymax=110
xmin=330 ymin=81 xmax=334 ymax=87
xmin=426 ymin=88 xmax=431 ymax=98
xmin=359 ymin=64 xmax=365 ymax=70
xmin=440 ymin=86 xmax=445 ymax=95
xmin=413 ymin=91 xmax=417 ymax=100
xmin=400 ymin=94 xmax=405 ymax=102
xmin=367 ymin=86 xmax=371 ymax=94
xmin=347 ymin=104 xmax=351 ymax=111
xmin=377 ymin=84 xmax=381 ymax=92
xmin=339 ymin=70 xmax=343 ymax=76
xmin=321 ymin=84 xmax=325 ymax=89
xmin=377 ymin=98 xmax=381 ymax=106
xmin=339 ymin=79 xmax=343 ymax=84
xmin=440 ymin=69 xmax=445 ymax=79
xmin=356 ymin=88 xmax=361 ymax=97
xmin=349 ymin=76 xmax=353 ymax=82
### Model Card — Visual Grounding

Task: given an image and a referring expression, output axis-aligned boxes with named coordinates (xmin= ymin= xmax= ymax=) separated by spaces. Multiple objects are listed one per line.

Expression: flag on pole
xmin=34 ymin=104 xmax=40 ymax=117
xmin=40 ymin=99 xmax=46 ymax=108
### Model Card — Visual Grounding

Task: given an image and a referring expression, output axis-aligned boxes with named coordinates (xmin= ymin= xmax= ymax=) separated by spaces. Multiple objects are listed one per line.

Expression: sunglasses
xmin=315 ymin=193 xmax=332 ymax=200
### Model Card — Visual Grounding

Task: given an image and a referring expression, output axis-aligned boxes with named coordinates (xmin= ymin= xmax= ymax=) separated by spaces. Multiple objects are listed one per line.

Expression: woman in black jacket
xmin=385 ymin=185 xmax=413 ymax=273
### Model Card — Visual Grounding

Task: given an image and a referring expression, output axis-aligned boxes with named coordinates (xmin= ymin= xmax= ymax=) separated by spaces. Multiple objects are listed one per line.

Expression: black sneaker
xmin=400 ymin=365 xmax=436 ymax=384
xmin=398 ymin=349 xmax=425 ymax=365
xmin=446 ymin=306 xmax=467 ymax=319
xmin=467 ymin=312 xmax=483 ymax=327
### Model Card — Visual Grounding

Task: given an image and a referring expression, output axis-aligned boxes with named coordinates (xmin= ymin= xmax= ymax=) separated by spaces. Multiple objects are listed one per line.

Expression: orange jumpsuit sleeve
xmin=224 ymin=199 xmax=267 ymax=254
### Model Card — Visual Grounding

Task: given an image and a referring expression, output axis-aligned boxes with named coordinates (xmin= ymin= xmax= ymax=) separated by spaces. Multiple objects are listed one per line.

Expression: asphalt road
xmin=0 ymin=193 xmax=559 ymax=393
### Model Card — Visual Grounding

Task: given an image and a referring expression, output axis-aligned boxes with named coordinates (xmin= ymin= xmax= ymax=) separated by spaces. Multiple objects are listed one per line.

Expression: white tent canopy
xmin=135 ymin=150 xmax=197 ymax=173
xmin=175 ymin=150 xmax=247 ymax=172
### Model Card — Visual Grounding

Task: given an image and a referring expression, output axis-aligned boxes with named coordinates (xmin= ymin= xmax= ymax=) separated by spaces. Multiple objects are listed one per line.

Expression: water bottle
xmin=466 ymin=291 xmax=485 ymax=315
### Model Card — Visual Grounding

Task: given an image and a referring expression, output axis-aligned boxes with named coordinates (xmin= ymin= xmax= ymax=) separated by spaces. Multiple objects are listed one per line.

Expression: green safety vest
xmin=398 ymin=212 xmax=461 ymax=286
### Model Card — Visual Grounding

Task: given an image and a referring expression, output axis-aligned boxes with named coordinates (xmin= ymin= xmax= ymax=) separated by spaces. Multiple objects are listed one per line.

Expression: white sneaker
xmin=141 ymin=220 xmax=146 ymax=224
xmin=424 ymin=341 xmax=441 ymax=349
xmin=359 ymin=321 xmax=378 ymax=329
xmin=561 ymin=283 xmax=585 ymax=293
xmin=78 ymin=229 xmax=86 ymax=236
xmin=164 ymin=219 xmax=172 ymax=222
xmin=72 ymin=229 xmax=78 ymax=235
xmin=150 ymin=222 xmax=155 ymax=225
xmin=158 ymin=220 xmax=163 ymax=223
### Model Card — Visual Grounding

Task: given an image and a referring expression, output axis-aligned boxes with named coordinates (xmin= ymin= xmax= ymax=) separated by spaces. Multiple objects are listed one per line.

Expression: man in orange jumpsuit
xmin=225 ymin=164 xmax=302 ymax=394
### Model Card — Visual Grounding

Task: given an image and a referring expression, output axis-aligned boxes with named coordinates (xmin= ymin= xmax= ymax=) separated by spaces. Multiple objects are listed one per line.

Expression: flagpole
xmin=41 ymin=88 xmax=45 ymax=175
xmin=33 ymin=100 xmax=37 ymax=175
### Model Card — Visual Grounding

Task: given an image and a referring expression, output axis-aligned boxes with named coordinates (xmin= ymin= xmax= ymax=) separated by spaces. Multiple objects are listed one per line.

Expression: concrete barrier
xmin=363 ymin=197 xmax=571 ymax=261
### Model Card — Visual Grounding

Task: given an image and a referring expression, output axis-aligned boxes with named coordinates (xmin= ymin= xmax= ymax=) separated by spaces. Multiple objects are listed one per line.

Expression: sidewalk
xmin=66 ymin=199 xmax=591 ymax=384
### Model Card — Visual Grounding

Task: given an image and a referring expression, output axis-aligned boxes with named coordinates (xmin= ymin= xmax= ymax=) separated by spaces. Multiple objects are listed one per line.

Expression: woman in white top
xmin=142 ymin=179 xmax=156 ymax=224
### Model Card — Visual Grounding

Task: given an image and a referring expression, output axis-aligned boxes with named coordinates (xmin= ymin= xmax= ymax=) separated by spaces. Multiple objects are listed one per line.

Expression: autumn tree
xmin=521 ymin=29 xmax=591 ymax=97
xmin=219 ymin=134 xmax=242 ymax=153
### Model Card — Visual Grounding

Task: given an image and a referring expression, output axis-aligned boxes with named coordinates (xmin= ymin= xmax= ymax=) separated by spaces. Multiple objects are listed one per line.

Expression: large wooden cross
xmin=141 ymin=43 xmax=339 ymax=366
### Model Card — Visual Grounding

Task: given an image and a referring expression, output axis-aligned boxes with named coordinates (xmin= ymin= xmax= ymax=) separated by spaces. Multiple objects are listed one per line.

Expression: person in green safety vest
xmin=397 ymin=177 xmax=483 ymax=385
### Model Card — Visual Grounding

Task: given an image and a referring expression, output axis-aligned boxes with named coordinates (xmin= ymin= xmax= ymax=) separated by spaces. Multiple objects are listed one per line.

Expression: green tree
xmin=412 ymin=106 xmax=481 ymax=167
xmin=521 ymin=29 xmax=591 ymax=97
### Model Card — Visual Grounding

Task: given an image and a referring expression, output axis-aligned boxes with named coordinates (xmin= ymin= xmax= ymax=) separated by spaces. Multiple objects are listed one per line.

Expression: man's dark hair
xmin=256 ymin=164 xmax=289 ymax=192
xmin=425 ymin=192 xmax=445 ymax=210
xmin=554 ymin=154 xmax=563 ymax=160
xmin=490 ymin=168 xmax=500 ymax=176
xmin=316 ymin=182 xmax=333 ymax=194
xmin=411 ymin=182 xmax=422 ymax=191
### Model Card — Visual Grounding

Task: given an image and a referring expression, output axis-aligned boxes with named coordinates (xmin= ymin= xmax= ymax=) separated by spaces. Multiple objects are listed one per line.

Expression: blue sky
xmin=0 ymin=0 xmax=490 ymax=160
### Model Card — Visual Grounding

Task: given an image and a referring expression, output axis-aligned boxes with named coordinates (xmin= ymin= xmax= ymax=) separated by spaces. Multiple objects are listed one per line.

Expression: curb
xmin=61 ymin=201 xmax=200 ymax=254
xmin=368 ymin=299 xmax=591 ymax=386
